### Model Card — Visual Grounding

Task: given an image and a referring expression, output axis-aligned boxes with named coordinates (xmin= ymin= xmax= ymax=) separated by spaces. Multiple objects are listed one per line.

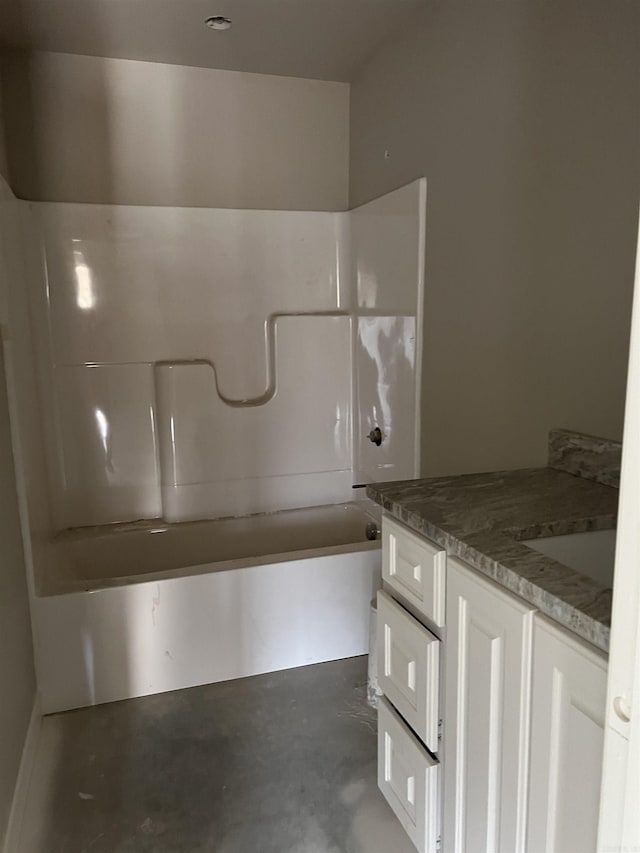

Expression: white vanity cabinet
xmin=443 ymin=557 xmax=535 ymax=853
xmin=377 ymin=514 xmax=608 ymax=853
xmin=526 ymin=615 xmax=607 ymax=853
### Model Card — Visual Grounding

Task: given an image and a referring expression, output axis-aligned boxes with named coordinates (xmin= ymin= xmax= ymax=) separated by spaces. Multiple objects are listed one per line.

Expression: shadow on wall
xmin=0 ymin=1 xmax=126 ymax=204
xmin=1 ymin=0 xmax=117 ymax=203
xmin=0 ymin=12 xmax=351 ymax=210
xmin=0 ymin=3 xmax=132 ymax=844
xmin=0 ymin=342 xmax=36 ymax=845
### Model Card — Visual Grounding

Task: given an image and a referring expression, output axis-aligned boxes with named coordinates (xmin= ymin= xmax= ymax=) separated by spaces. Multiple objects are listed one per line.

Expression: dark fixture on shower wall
xmin=368 ymin=427 xmax=383 ymax=446
xmin=205 ymin=15 xmax=232 ymax=30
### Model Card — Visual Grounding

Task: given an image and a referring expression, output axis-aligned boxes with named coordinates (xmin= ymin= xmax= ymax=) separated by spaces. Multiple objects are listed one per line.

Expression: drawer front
xmin=382 ymin=515 xmax=446 ymax=627
xmin=378 ymin=696 xmax=440 ymax=853
xmin=377 ymin=590 xmax=440 ymax=752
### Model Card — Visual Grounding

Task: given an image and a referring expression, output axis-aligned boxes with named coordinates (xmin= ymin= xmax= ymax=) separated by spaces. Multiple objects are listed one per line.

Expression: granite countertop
xmin=367 ymin=465 xmax=619 ymax=652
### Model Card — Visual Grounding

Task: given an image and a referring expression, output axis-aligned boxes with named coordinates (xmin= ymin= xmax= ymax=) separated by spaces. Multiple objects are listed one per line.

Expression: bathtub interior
xmin=40 ymin=499 xmax=382 ymax=595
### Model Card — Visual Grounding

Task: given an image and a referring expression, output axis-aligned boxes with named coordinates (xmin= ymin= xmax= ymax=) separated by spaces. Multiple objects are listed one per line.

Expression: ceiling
xmin=0 ymin=0 xmax=427 ymax=82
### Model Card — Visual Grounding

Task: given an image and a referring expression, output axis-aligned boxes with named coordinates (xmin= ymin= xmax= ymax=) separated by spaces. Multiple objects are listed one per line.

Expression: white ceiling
xmin=0 ymin=0 xmax=427 ymax=82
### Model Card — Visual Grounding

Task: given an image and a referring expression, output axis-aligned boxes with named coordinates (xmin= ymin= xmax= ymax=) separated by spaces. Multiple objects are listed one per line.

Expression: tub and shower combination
xmin=4 ymin=177 xmax=426 ymax=714
xmin=34 ymin=501 xmax=382 ymax=713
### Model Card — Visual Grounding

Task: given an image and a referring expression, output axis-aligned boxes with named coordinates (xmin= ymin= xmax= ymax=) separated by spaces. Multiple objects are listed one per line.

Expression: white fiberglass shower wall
xmin=29 ymin=179 xmax=425 ymax=529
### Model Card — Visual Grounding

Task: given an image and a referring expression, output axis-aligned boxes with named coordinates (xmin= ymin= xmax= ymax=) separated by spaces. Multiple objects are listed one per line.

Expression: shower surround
xmin=32 ymin=180 xmax=424 ymax=527
xmin=1 ymin=178 xmax=426 ymax=712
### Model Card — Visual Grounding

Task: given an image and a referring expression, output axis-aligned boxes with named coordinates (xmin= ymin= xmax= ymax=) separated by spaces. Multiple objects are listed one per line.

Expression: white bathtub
xmin=33 ymin=501 xmax=382 ymax=713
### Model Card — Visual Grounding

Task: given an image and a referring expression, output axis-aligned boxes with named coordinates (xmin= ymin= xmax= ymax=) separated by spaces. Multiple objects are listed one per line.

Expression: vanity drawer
xmin=382 ymin=515 xmax=446 ymax=627
xmin=378 ymin=696 xmax=440 ymax=853
xmin=377 ymin=590 xmax=440 ymax=752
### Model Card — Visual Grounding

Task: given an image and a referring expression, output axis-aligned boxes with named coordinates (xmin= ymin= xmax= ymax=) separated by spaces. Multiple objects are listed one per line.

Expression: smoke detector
xmin=205 ymin=15 xmax=232 ymax=31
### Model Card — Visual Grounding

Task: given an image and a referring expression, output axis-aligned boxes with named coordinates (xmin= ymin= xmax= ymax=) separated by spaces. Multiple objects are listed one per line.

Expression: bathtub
xmin=33 ymin=501 xmax=382 ymax=713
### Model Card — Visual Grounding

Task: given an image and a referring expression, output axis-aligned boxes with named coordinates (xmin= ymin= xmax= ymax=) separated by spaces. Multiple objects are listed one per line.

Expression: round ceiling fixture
xmin=205 ymin=15 xmax=232 ymax=31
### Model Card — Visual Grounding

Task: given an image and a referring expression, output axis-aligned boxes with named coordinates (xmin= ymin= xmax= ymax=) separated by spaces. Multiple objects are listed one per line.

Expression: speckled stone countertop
xmin=367 ymin=468 xmax=619 ymax=652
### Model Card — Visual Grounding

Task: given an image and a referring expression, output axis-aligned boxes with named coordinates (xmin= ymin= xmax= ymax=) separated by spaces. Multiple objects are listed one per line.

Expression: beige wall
xmin=351 ymin=0 xmax=640 ymax=475
xmin=0 ymin=347 xmax=35 ymax=845
xmin=0 ymin=83 xmax=8 ymax=182
xmin=1 ymin=51 xmax=350 ymax=209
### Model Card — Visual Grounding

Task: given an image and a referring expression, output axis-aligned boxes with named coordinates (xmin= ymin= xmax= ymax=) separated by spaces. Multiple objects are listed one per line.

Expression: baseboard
xmin=3 ymin=694 xmax=42 ymax=853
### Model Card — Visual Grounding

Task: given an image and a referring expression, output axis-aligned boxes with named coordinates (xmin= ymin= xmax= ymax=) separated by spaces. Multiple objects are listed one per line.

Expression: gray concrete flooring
xmin=19 ymin=657 xmax=415 ymax=853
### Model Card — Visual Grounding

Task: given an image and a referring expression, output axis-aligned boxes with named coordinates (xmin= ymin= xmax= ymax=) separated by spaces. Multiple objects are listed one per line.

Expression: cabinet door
xmin=444 ymin=558 xmax=534 ymax=853
xmin=527 ymin=616 xmax=607 ymax=853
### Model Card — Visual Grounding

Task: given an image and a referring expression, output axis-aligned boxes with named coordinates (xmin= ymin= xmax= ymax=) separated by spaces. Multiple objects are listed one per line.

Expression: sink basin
xmin=522 ymin=529 xmax=616 ymax=588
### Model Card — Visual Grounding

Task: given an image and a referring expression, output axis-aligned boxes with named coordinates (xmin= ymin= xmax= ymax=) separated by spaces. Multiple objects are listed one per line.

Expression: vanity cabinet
xmin=444 ymin=557 xmax=534 ymax=853
xmin=377 ymin=514 xmax=608 ymax=853
xmin=527 ymin=615 xmax=607 ymax=853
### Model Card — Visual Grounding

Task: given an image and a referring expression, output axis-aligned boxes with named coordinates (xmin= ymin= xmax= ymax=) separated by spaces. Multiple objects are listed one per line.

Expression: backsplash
xmin=548 ymin=429 xmax=622 ymax=488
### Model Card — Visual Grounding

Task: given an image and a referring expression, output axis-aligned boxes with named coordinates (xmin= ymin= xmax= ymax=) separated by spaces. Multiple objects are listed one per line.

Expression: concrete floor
xmin=18 ymin=657 xmax=415 ymax=853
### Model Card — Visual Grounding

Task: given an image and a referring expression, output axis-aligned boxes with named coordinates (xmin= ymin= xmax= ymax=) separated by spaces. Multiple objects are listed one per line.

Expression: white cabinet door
xmin=377 ymin=590 xmax=440 ymax=752
xmin=444 ymin=557 xmax=535 ymax=853
xmin=378 ymin=696 xmax=440 ymax=853
xmin=527 ymin=615 xmax=607 ymax=853
xmin=382 ymin=515 xmax=446 ymax=627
